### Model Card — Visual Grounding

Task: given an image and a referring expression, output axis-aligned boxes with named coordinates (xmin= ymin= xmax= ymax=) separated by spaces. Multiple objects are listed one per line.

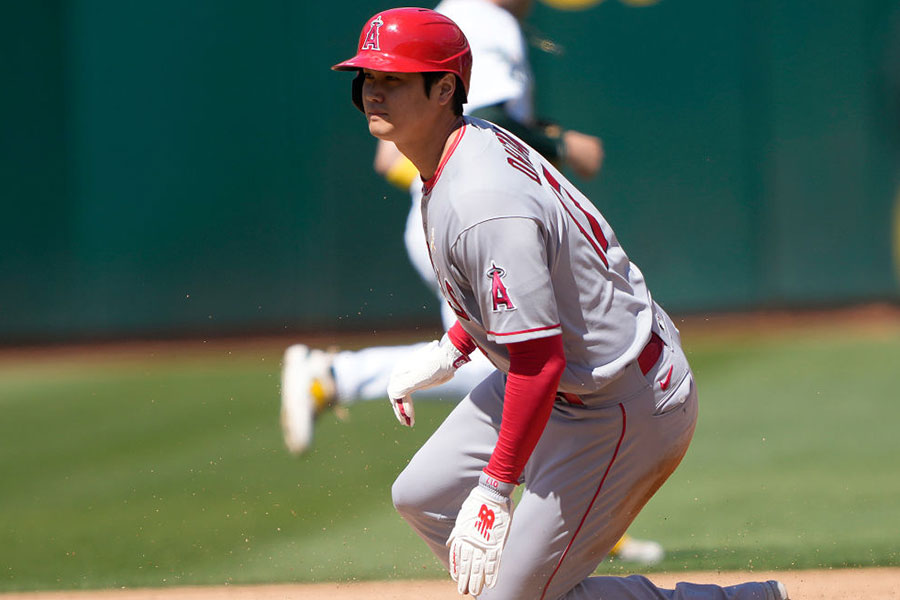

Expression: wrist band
xmin=479 ymin=471 xmax=516 ymax=499
xmin=441 ymin=333 xmax=472 ymax=369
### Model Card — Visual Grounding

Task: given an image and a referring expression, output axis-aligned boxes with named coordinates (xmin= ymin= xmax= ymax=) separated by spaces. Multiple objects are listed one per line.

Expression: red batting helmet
xmin=332 ymin=7 xmax=472 ymax=112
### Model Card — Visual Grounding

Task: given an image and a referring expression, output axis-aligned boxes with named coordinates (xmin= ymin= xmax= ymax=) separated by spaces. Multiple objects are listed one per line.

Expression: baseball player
xmin=332 ymin=8 xmax=790 ymax=599
xmin=281 ymin=0 xmax=661 ymax=565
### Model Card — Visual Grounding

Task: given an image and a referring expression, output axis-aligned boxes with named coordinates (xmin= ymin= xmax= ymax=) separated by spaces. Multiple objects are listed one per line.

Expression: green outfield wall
xmin=2 ymin=0 xmax=899 ymax=342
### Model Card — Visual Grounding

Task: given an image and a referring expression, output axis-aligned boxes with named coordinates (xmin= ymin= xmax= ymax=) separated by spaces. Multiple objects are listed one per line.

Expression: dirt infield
xmin=0 ymin=568 xmax=898 ymax=599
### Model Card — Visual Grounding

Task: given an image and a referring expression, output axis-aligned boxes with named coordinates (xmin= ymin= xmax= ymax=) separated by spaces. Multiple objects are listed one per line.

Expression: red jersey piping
xmin=422 ymin=123 xmax=467 ymax=195
xmin=486 ymin=323 xmax=561 ymax=337
xmin=539 ymin=403 xmax=627 ymax=600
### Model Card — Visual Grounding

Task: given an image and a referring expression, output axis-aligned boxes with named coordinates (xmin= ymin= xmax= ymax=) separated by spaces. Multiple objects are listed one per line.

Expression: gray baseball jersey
xmin=395 ymin=117 xmax=782 ymax=599
xmin=422 ymin=117 xmax=653 ymax=401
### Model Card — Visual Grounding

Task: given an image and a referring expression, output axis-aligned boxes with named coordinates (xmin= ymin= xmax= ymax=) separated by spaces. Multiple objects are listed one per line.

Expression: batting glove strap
xmin=479 ymin=471 xmax=515 ymax=501
xmin=441 ymin=332 xmax=471 ymax=369
xmin=447 ymin=485 xmax=514 ymax=596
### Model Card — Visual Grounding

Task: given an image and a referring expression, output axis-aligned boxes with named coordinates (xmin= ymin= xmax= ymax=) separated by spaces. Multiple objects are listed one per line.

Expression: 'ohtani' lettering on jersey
xmin=486 ymin=262 xmax=516 ymax=312
xmin=361 ymin=15 xmax=383 ymax=51
xmin=492 ymin=127 xmax=540 ymax=184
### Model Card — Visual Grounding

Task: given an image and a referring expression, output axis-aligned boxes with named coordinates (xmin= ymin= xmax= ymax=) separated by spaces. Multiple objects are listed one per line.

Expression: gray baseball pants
xmin=392 ymin=312 xmax=782 ymax=600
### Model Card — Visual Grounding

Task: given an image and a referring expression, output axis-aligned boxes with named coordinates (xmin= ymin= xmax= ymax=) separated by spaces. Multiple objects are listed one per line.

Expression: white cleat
xmin=609 ymin=534 xmax=665 ymax=566
xmin=280 ymin=344 xmax=337 ymax=455
xmin=769 ymin=580 xmax=789 ymax=600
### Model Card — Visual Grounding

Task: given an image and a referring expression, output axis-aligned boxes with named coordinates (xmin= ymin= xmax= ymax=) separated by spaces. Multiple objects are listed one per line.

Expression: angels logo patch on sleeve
xmin=487 ymin=262 xmax=516 ymax=312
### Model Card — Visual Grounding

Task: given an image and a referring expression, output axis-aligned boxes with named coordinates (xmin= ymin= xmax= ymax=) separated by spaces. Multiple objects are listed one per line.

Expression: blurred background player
xmin=280 ymin=0 xmax=660 ymax=565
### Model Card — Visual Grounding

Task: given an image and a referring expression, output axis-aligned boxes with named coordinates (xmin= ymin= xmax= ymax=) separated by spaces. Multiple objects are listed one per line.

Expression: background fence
xmin=3 ymin=0 xmax=899 ymax=343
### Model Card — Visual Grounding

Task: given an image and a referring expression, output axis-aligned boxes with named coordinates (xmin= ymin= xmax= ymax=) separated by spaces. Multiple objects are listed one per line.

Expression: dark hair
xmin=422 ymin=72 xmax=466 ymax=116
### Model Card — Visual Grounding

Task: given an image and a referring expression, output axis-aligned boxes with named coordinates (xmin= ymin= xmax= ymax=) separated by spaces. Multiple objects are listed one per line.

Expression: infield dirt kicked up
xmin=0 ymin=568 xmax=898 ymax=599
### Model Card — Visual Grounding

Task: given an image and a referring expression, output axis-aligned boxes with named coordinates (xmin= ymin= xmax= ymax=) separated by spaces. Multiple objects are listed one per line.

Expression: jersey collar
xmin=422 ymin=122 xmax=467 ymax=196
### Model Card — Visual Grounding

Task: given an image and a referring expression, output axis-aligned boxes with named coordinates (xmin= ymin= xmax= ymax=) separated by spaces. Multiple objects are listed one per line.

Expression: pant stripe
xmin=539 ymin=402 xmax=627 ymax=600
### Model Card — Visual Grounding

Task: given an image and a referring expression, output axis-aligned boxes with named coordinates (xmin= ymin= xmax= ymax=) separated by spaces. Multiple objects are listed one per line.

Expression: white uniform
xmin=333 ymin=0 xmax=535 ymax=403
xmin=438 ymin=0 xmax=533 ymax=121
xmin=391 ymin=118 xmax=782 ymax=600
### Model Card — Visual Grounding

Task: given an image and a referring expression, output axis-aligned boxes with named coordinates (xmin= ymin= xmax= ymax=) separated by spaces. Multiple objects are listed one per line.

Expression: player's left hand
xmin=447 ymin=481 xmax=514 ymax=595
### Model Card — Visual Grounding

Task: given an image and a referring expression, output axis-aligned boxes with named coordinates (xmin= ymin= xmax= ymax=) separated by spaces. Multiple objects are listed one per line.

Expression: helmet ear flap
xmin=352 ymin=71 xmax=365 ymax=113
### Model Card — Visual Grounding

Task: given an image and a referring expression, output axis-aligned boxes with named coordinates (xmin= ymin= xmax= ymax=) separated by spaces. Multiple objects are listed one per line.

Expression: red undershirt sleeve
xmin=484 ymin=334 xmax=566 ymax=485
xmin=448 ymin=320 xmax=478 ymax=356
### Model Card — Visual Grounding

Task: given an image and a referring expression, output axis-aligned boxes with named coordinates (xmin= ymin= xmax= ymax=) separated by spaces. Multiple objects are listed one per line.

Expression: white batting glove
xmin=447 ymin=474 xmax=515 ymax=595
xmin=387 ymin=334 xmax=469 ymax=427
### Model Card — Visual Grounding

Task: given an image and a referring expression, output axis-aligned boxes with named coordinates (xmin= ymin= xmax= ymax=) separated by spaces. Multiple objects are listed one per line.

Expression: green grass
xmin=1 ymin=325 xmax=899 ymax=591
xmin=616 ymin=328 xmax=900 ymax=574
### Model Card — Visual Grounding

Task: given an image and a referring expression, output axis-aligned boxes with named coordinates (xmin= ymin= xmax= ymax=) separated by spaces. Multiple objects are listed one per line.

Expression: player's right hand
xmin=386 ymin=335 xmax=469 ymax=427
xmin=447 ymin=481 xmax=514 ymax=595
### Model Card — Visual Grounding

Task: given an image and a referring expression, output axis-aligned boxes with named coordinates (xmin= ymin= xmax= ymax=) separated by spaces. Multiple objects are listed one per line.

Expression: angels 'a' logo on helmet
xmin=486 ymin=262 xmax=515 ymax=312
xmin=361 ymin=15 xmax=384 ymax=51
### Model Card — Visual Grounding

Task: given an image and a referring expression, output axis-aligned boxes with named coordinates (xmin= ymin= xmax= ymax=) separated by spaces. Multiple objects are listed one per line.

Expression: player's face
xmin=361 ymin=69 xmax=437 ymax=143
